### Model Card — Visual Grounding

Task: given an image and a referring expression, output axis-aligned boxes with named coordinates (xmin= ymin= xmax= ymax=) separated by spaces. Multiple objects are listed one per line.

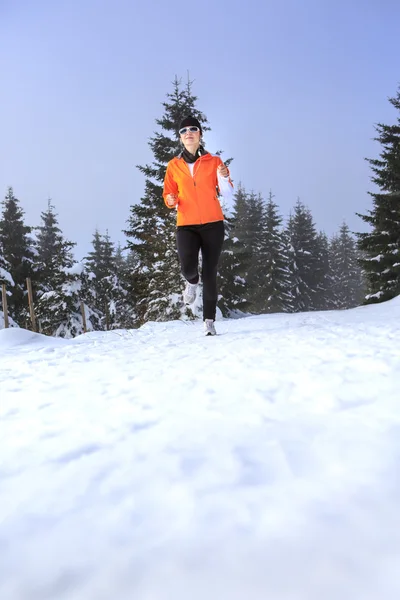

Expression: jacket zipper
xmin=193 ymin=157 xmax=202 ymax=222
xmin=184 ymin=156 xmax=203 ymax=223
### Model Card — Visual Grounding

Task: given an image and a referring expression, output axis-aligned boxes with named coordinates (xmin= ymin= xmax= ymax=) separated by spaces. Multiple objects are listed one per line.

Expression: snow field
xmin=1 ymin=298 xmax=400 ymax=599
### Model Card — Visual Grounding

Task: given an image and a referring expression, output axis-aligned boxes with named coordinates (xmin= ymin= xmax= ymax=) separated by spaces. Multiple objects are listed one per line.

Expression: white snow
xmin=1 ymin=298 xmax=400 ymax=600
xmin=0 ymin=311 xmax=18 ymax=329
xmin=0 ymin=266 xmax=15 ymax=286
xmin=63 ymin=262 xmax=85 ymax=276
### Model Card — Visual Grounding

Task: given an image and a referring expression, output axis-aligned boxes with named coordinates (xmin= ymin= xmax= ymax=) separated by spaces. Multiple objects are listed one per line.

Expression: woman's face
xmin=180 ymin=126 xmax=201 ymax=149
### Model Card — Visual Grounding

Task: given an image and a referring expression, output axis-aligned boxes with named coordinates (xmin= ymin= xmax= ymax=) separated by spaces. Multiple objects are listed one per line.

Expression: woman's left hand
xmin=218 ymin=163 xmax=229 ymax=178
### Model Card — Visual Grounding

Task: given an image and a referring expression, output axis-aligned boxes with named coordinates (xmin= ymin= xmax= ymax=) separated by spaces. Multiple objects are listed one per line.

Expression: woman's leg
xmin=176 ymin=226 xmax=201 ymax=283
xmin=199 ymin=221 xmax=225 ymax=320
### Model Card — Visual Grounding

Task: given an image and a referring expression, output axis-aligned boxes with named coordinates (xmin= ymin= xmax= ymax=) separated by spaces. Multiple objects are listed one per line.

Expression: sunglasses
xmin=179 ymin=126 xmax=200 ymax=135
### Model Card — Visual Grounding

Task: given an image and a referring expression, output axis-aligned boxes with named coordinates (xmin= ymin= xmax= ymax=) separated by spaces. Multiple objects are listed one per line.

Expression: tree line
xmin=1 ymin=77 xmax=399 ymax=337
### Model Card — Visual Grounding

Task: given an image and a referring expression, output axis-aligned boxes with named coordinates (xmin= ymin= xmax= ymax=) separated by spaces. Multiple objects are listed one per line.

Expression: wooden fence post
xmin=105 ymin=302 xmax=110 ymax=331
xmin=80 ymin=301 xmax=87 ymax=333
xmin=26 ymin=278 xmax=37 ymax=332
xmin=1 ymin=283 xmax=9 ymax=328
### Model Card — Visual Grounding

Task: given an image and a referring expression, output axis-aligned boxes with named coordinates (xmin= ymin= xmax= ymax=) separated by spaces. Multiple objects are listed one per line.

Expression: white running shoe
xmin=183 ymin=281 xmax=198 ymax=304
xmin=204 ymin=319 xmax=216 ymax=336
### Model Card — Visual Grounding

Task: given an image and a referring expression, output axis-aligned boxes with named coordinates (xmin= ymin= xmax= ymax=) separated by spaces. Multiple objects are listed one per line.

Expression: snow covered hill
xmin=1 ymin=299 xmax=400 ymax=600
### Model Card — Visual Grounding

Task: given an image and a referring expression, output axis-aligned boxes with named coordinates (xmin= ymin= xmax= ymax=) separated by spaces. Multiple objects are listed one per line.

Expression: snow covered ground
xmin=1 ymin=298 xmax=400 ymax=600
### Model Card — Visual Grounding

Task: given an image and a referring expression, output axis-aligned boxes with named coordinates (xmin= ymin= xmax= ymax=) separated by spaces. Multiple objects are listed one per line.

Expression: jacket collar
xmin=176 ymin=149 xmax=211 ymax=161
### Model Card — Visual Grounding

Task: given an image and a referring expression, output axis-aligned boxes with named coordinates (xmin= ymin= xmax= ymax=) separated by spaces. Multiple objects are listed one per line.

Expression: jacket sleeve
xmin=216 ymin=157 xmax=234 ymax=203
xmin=163 ymin=163 xmax=179 ymax=208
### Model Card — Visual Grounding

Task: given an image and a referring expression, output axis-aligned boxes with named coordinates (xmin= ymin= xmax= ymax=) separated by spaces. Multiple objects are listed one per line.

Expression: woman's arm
xmin=217 ymin=159 xmax=234 ymax=202
xmin=163 ymin=164 xmax=179 ymax=208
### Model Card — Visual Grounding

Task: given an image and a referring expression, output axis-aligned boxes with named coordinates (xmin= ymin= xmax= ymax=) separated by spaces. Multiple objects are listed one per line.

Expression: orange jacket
xmin=163 ymin=153 xmax=232 ymax=226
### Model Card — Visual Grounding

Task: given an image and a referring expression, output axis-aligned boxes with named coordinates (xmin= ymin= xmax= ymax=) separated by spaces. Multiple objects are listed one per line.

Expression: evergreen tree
xmin=34 ymin=201 xmax=100 ymax=336
xmin=84 ymin=230 xmax=131 ymax=329
xmin=0 ymin=246 xmax=14 ymax=288
xmin=286 ymin=199 xmax=320 ymax=312
xmin=35 ymin=200 xmax=75 ymax=291
xmin=230 ymin=183 xmax=252 ymax=275
xmin=0 ymin=246 xmax=15 ymax=328
xmin=329 ymin=234 xmax=342 ymax=309
xmin=114 ymin=243 xmax=127 ymax=273
xmin=217 ymin=211 xmax=249 ymax=317
xmin=245 ymin=191 xmax=266 ymax=312
xmin=356 ymin=86 xmax=400 ymax=303
xmin=123 ymin=76 xmax=210 ymax=325
xmin=231 ymin=183 xmax=251 ymax=241
xmin=229 ymin=184 xmax=264 ymax=313
xmin=313 ymin=232 xmax=332 ymax=311
xmin=0 ymin=187 xmax=34 ymax=323
xmin=110 ymin=244 xmax=137 ymax=328
xmin=84 ymin=229 xmax=113 ymax=324
xmin=118 ymin=248 xmax=140 ymax=327
xmin=260 ymin=191 xmax=293 ymax=313
xmin=46 ymin=262 xmax=100 ymax=338
xmin=330 ymin=222 xmax=364 ymax=309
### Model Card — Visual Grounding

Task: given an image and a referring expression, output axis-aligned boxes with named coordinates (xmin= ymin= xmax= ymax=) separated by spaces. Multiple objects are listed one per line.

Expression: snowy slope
xmin=1 ymin=299 xmax=400 ymax=600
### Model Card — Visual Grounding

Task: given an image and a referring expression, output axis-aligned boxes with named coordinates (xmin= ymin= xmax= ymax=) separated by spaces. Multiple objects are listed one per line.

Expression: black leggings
xmin=176 ymin=220 xmax=225 ymax=320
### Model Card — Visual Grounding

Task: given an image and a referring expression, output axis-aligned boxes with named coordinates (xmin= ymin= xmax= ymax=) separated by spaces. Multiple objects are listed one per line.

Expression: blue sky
xmin=1 ymin=0 xmax=399 ymax=257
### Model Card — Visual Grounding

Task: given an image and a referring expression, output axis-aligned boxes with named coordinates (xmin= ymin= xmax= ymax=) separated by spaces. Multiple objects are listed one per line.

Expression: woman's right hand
xmin=166 ymin=194 xmax=177 ymax=207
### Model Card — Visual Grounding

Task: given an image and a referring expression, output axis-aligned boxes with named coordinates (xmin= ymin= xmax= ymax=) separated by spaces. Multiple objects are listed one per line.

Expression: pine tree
xmin=286 ymin=199 xmax=320 ymax=312
xmin=356 ymin=86 xmax=400 ymax=304
xmin=123 ymin=76 xmax=210 ymax=325
xmin=84 ymin=230 xmax=131 ymax=329
xmin=114 ymin=243 xmax=127 ymax=273
xmin=330 ymin=222 xmax=364 ymax=309
xmin=50 ymin=262 xmax=100 ymax=338
xmin=231 ymin=183 xmax=251 ymax=242
xmin=229 ymin=184 xmax=264 ymax=313
xmin=34 ymin=201 xmax=99 ymax=336
xmin=117 ymin=248 xmax=140 ymax=327
xmin=0 ymin=246 xmax=14 ymax=288
xmin=260 ymin=191 xmax=293 ymax=313
xmin=313 ymin=232 xmax=332 ymax=310
xmin=35 ymin=200 xmax=76 ymax=291
xmin=0 ymin=187 xmax=34 ymax=323
xmin=245 ymin=191 xmax=267 ymax=312
xmin=0 ymin=245 xmax=15 ymax=328
xmin=109 ymin=245 xmax=135 ymax=329
xmin=217 ymin=212 xmax=249 ymax=317
xmin=85 ymin=229 xmax=113 ymax=324
xmin=227 ymin=183 xmax=252 ymax=309
xmin=329 ymin=234 xmax=342 ymax=309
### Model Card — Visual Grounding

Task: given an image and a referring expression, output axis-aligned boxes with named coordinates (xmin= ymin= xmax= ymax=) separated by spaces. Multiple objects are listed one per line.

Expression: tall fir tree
xmin=35 ymin=200 xmax=75 ymax=291
xmin=259 ymin=191 xmax=293 ymax=313
xmin=217 ymin=210 xmax=249 ymax=317
xmin=117 ymin=247 xmax=139 ymax=328
xmin=114 ymin=243 xmax=127 ymax=273
xmin=34 ymin=201 xmax=99 ymax=336
xmin=356 ymin=86 xmax=400 ymax=303
xmin=124 ymin=76 xmax=210 ymax=325
xmin=0 ymin=245 xmax=15 ymax=328
xmin=84 ymin=229 xmax=113 ymax=321
xmin=0 ymin=245 xmax=14 ymax=288
xmin=245 ymin=191 xmax=267 ymax=312
xmin=0 ymin=187 xmax=34 ymax=323
xmin=330 ymin=222 xmax=364 ymax=309
xmin=51 ymin=262 xmax=101 ymax=337
xmin=230 ymin=184 xmax=263 ymax=313
xmin=84 ymin=230 xmax=131 ymax=329
xmin=286 ymin=199 xmax=320 ymax=312
xmin=230 ymin=183 xmax=252 ymax=275
xmin=110 ymin=244 xmax=137 ymax=329
xmin=313 ymin=232 xmax=332 ymax=311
